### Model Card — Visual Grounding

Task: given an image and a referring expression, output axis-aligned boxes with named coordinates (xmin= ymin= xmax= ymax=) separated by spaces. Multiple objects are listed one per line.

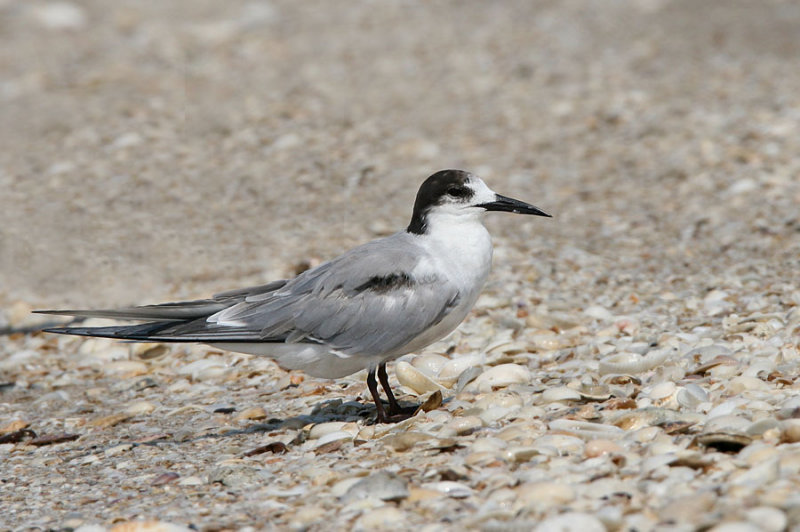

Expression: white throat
xmin=418 ymin=209 xmax=493 ymax=295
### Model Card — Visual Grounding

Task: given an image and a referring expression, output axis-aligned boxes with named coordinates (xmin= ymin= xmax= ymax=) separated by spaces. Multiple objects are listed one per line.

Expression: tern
xmin=38 ymin=169 xmax=550 ymax=423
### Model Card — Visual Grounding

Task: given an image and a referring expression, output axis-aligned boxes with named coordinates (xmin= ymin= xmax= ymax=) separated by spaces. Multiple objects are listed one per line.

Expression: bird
xmin=38 ymin=169 xmax=551 ymax=423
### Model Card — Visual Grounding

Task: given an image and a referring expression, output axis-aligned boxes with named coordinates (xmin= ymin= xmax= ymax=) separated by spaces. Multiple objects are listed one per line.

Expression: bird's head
xmin=407 ymin=169 xmax=550 ymax=235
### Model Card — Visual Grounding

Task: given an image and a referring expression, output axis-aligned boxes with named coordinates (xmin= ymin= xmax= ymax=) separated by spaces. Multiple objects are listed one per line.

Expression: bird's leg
xmin=377 ymin=362 xmax=418 ymax=418
xmin=366 ymin=367 xmax=389 ymax=424
xmin=377 ymin=362 xmax=401 ymax=414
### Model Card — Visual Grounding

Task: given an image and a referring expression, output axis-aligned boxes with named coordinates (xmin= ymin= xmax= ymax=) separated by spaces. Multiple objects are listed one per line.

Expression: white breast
xmin=397 ymin=213 xmax=493 ymax=354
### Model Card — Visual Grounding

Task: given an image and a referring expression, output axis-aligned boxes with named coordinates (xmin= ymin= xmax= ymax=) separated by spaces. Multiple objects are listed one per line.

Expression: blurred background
xmin=1 ymin=0 xmax=798 ymax=313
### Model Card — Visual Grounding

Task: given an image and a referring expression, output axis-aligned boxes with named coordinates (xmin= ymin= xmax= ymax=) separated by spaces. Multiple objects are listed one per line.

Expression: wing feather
xmin=202 ymin=233 xmax=462 ymax=356
xmin=41 ymin=232 xmax=463 ymax=357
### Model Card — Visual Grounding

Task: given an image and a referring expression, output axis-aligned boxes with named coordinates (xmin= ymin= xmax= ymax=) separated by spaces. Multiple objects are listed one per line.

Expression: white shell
xmin=532 ymin=434 xmax=585 ymax=456
xmin=308 ymin=421 xmax=357 ymax=440
xmin=178 ymin=359 xmax=228 ymax=380
xmin=411 ymin=353 xmax=449 ymax=377
xmin=395 ymin=361 xmax=446 ymax=395
xmin=598 ymin=348 xmax=670 ymax=375
xmin=436 ymin=353 xmax=486 ymax=385
xmin=647 ymin=381 xmax=677 ymax=400
xmin=315 ymin=431 xmax=355 ymax=448
xmin=541 ymin=386 xmax=581 ymax=403
xmin=467 ymin=363 xmax=531 ymax=392
xmin=677 ymin=383 xmax=708 ymax=408
xmin=548 ymin=419 xmax=624 ymax=440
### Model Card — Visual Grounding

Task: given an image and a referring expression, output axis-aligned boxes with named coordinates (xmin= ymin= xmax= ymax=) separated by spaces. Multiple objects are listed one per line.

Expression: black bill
xmin=479 ymin=194 xmax=551 ymax=217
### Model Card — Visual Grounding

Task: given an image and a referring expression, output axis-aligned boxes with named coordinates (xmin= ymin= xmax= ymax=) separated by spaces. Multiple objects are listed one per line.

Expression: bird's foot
xmin=373 ymin=401 xmax=419 ymax=424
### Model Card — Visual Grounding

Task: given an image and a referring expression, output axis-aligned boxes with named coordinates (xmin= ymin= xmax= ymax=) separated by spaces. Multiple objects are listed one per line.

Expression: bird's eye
xmin=447 ymin=186 xmax=465 ymax=197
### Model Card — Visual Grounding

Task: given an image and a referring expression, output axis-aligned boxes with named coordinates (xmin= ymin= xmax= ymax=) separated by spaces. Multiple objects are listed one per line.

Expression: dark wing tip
xmin=41 ymin=327 xmax=89 ymax=336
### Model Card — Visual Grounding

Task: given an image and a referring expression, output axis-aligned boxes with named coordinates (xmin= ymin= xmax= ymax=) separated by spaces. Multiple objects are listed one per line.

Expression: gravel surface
xmin=2 ymin=0 xmax=800 ymax=530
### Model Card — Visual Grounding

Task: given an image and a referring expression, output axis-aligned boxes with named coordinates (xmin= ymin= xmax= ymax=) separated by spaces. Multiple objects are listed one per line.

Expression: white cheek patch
xmin=468 ymin=178 xmax=497 ymax=205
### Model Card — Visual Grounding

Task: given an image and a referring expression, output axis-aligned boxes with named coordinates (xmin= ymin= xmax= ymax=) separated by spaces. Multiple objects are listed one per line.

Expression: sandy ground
xmin=2 ymin=0 xmax=800 ymax=530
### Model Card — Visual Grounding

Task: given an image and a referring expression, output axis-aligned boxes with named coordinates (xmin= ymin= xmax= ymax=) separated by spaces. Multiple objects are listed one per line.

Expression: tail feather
xmin=36 ymin=280 xmax=294 ymax=344
xmin=43 ymin=321 xmax=182 ymax=341
xmin=43 ymin=322 xmax=286 ymax=344
xmin=35 ymin=300 xmax=227 ymax=321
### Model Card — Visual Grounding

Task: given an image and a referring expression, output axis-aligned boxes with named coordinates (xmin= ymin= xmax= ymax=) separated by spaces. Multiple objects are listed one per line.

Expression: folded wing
xmin=40 ymin=234 xmax=461 ymax=358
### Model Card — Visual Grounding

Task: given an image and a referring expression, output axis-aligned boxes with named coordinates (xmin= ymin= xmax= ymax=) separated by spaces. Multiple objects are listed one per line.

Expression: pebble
xmin=420 ymin=481 xmax=474 ymax=498
xmin=517 ymin=482 xmax=575 ymax=509
xmin=585 ymin=439 xmax=623 ymax=457
xmin=340 ymin=472 xmax=409 ymax=503
xmin=91 ymin=413 xmax=133 ymax=428
xmin=178 ymin=359 xmax=228 ymax=380
xmin=289 ymin=507 xmax=326 ymax=528
xmin=407 ymin=487 xmax=445 ymax=502
xmin=779 ymin=419 xmax=800 ymax=443
xmin=235 ymin=406 xmax=267 ymax=421
xmin=0 ymin=419 xmax=29 ymax=434
xmin=31 ymin=2 xmax=87 ymax=30
xmin=439 ymin=415 xmax=483 ymax=437
xmin=708 ymin=524 xmax=761 ymax=532
xmin=356 ymin=507 xmax=408 ymax=529
xmin=0 ymin=350 xmax=40 ymax=371
xmin=105 ymin=444 xmax=133 ymax=457
xmin=744 ymin=507 xmax=787 ymax=532
xmin=208 ymin=465 xmax=267 ymax=488
xmin=109 ymin=522 xmax=192 ymax=532
xmin=728 ymin=376 xmax=771 ymax=393
xmin=381 ymin=432 xmax=433 ymax=452
xmin=125 ymin=401 xmax=156 ymax=416
xmin=599 ymin=349 xmax=670 ymax=375
xmin=659 ymin=491 xmax=716 ymax=524
xmin=502 ymin=446 xmax=540 ymax=463
xmin=74 ymin=525 xmax=105 ymax=532
xmin=584 ymin=305 xmax=615 ymax=321
xmin=132 ymin=344 xmax=169 ymax=361
xmin=474 ymin=391 xmax=524 ymax=411
xmin=730 ymin=457 xmax=779 ymax=487
xmin=535 ymin=512 xmax=605 ymax=532
xmin=102 ymin=360 xmax=149 ymax=376
xmin=549 ymin=420 xmax=624 ymax=440
xmin=533 ymin=434 xmax=585 ymax=456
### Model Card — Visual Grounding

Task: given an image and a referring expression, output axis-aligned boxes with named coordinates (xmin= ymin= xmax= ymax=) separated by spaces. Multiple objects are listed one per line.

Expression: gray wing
xmin=40 ymin=234 xmax=462 ymax=357
xmin=153 ymin=234 xmax=462 ymax=356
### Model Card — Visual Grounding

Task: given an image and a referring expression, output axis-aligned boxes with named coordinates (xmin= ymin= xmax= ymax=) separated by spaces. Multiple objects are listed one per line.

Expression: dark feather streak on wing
xmin=352 ymin=272 xmax=414 ymax=294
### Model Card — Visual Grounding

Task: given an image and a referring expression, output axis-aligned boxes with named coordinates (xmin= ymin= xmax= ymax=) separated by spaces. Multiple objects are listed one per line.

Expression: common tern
xmin=39 ymin=169 xmax=551 ymax=423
